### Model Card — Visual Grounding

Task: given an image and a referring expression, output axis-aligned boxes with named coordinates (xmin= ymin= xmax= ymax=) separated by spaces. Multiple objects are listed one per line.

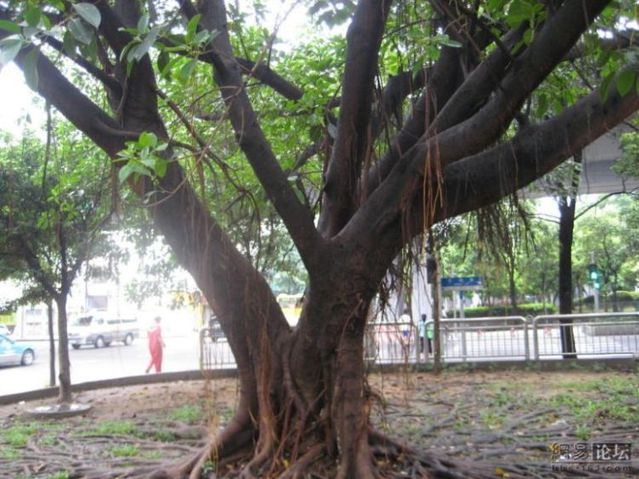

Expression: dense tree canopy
xmin=1 ymin=0 xmax=638 ymax=477
xmin=0 ymin=121 xmax=113 ymax=401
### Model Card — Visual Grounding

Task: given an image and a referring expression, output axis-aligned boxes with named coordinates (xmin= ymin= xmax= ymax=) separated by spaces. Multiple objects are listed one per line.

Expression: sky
xmin=0 ymin=63 xmax=45 ymax=136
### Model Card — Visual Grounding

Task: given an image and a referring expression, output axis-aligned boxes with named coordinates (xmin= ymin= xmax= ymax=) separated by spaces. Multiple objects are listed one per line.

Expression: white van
xmin=68 ymin=314 xmax=139 ymax=349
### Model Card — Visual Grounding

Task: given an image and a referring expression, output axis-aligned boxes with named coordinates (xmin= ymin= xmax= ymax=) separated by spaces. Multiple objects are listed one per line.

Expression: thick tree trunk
xmin=55 ymin=294 xmax=72 ymax=403
xmin=5 ymin=1 xmax=636 ymax=476
xmin=47 ymin=298 xmax=56 ymax=387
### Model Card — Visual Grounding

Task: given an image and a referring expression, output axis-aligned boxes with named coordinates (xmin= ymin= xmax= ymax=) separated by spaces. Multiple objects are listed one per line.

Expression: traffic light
xmin=588 ymin=263 xmax=601 ymax=290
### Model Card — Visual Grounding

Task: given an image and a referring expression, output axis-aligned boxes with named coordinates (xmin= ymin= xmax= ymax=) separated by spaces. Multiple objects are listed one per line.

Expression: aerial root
xmin=187 ymin=422 xmax=255 ymax=479
xmin=279 ymin=443 xmax=325 ymax=479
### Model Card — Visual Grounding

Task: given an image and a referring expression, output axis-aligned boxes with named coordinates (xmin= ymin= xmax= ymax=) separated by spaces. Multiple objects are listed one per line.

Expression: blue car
xmin=0 ymin=334 xmax=35 ymax=366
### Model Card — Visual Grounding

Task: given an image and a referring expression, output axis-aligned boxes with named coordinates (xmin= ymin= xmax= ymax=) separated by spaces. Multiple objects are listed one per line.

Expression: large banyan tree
xmin=1 ymin=0 xmax=638 ymax=477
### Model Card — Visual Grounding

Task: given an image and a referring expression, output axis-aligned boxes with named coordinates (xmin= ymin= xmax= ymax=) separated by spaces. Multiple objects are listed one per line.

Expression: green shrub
xmin=611 ymin=290 xmax=639 ymax=302
xmin=462 ymin=303 xmax=556 ymax=318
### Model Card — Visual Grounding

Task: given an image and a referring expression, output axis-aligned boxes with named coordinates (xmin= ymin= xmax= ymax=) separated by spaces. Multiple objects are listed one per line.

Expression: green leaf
xmin=141 ymin=155 xmax=156 ymax=170
xmin=62 ymin=30 xmax=78 ymax=56
xmin=523 ymin=28 xmax=534 ymax=45
xmin=599 ymin=72 xmax=615 ymax=102
xmin=130 ymin=26 xmax=160 ymax=61
xmin=178 ymin=58 xmax=197 ymax=83
xmin=157 ymin=50 xmax=170 ymax=74
xmin=118 ymin=162 xmax=135 ymax=183
xmin=137 ymin=13 xmax=149 ymax=33
xmin=0 ymin=37 xmax=23 ymax=65
xmin=438 ymin=35 xmax=462 ymax=48
xmin=118 ymin=161 xmax=151 ymax=183
xmin=616 ymin=70 xmax=636 ymax=97
xmin=23 ymin=49 xmax=39 ymax=91
xmin=68 ymin=18 xmax=93 ymax=45
xmin=138 ymin=132 xmax=158 ymax=148
xmin=49 ymin=0 xmax=66 ymax=12
xmin=194 ymin=30 xmax=213 ymax=45
xmin=186 ymin=14 xmax=202 ymax=41
xmin=596 ymin=49 xmax=610 ymax=67
xmin=24 ymin=6 xmax=41 ymax=28
xmin=154 ymin=158 xmax=168 ymax=178
xmin=73 ymin=3 xmax=101 ymax=29
xmin=41 ymin=14 xmax=52 ymax=31
xmin=0 ymin=20 xmax=20 ymax=34
xmin=79 ymin=34 xmax=98 ymax=63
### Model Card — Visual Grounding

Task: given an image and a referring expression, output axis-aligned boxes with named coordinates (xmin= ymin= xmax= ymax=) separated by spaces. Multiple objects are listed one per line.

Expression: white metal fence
xmin=532 ymin=313 xmax=639 ymax=360
xmin=200 ymin=313 xmax=639 ymax=369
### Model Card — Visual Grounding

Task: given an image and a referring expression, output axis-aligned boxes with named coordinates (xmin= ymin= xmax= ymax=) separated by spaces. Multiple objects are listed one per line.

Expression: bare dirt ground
xmin=1 ymin=366 xmax=637 ymax=478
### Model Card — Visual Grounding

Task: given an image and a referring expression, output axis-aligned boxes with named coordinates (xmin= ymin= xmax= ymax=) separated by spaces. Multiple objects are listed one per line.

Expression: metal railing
xmin=364 ymin=321 xmax=418 ymax=364
xmin=199 ymin=328 xmax=236 ymax=369
xmin=427 ymin=316 xmax=529 ymax=362
xmin=199 ymin=313 xmax=639 ymax=369
xmin=532 ymin=313 xmax=639 ymax=360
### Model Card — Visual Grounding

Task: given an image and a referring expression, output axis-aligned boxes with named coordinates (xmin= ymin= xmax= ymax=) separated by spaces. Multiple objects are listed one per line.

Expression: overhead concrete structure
xmin=529 ymin=126 xmax=639 ymax=197
xmin=579 ymin=128 xmax=639 ymax=194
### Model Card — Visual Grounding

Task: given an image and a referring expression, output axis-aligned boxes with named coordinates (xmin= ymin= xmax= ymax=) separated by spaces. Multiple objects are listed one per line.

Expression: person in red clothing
xmin=145 ymin=316 xmax=165 ymax=373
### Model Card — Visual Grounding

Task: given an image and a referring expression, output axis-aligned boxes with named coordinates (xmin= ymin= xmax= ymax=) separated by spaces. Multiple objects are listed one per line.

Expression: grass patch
xmin=170 ymin=404 xmax=202 ymax=424
xmin=546 ymin=380 xmax=639 ymax=437
xmin=480 ymin=411 xmax=504 ymax=429
xmin=108 ymin=444 xmax=139 ymax=457
xmin=488 ymin=390 xmax=515 ymax=407
xmin=0 ymin=447 xmax=21 ymax=460
xmin=575 ymin=424 xmax=591 ymax=441
xmin=46 ymin=473 xmax=70 ymax=479
xmin=153 ymin=429 xmax=176 ymax=442
xmin=557 ymin=376 xmax=638 ymax=396
xmin=1 ymin=423 xmax=39 ymax=447
xmin=83 ymin=420 xmax=138 ymax=436
xmin=40 ymin=434 xmax=59 ymax=446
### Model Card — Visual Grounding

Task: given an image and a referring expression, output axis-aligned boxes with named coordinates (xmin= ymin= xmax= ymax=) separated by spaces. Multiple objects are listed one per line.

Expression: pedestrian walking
xmin=145 ymin=316 xmax=165 ymax=373
xmin=419 ymin=314 xmax=433 ymax=357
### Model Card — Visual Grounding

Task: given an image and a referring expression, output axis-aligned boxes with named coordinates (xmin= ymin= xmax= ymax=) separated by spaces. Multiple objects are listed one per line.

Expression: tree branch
xmin=156 ymin=32 xmax=304 ymax=100
xmin=439 ymin=73 xmax=639 ymax=221
xmin=184 ymin=0 xmax=323 ymax=268
xmin=12 ymin=46 xmax=126 ymax=157
xmin=564 ymin=29 xmax=639 ymax=61
xmin=345 ymin=0 xmax=615 ymax=244
xmin=234 ymin=57 xmax=303 ymax=101
xmin=41 ymin=35 xmax=122 ymax=94
xmin=14 ymin=237 xmax=59 ymax=300
xmin=319 ymin=0 xmax=392 ymax=236
xmin=365 ymin=0 xmax=611 ymax=205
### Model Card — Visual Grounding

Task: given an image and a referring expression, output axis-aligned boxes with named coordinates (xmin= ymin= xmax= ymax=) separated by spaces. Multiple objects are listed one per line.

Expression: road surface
xmin=0 ymin=333 xmax=233 ymax=396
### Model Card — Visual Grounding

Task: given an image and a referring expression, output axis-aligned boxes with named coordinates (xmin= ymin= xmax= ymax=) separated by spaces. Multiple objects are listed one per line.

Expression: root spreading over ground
xmin=0 ymin=369 xmax=637 ymax=478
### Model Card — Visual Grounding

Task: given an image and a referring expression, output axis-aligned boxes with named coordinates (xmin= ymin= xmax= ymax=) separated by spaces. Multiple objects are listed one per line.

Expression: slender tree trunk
xmin=557 ymin=156 xmax=581 ymax=359
xmin=47 ymin=298 xmax=56 ymax=387
xmin=429 ymin=234 xmax=443 ymax=374
xmin=55 ymin=294 xmax=72 ymax=403
xmin=508 ymin=269 xmax=518 ymax=310
xmin=558 ymin=198 xmax=576 ymax=358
